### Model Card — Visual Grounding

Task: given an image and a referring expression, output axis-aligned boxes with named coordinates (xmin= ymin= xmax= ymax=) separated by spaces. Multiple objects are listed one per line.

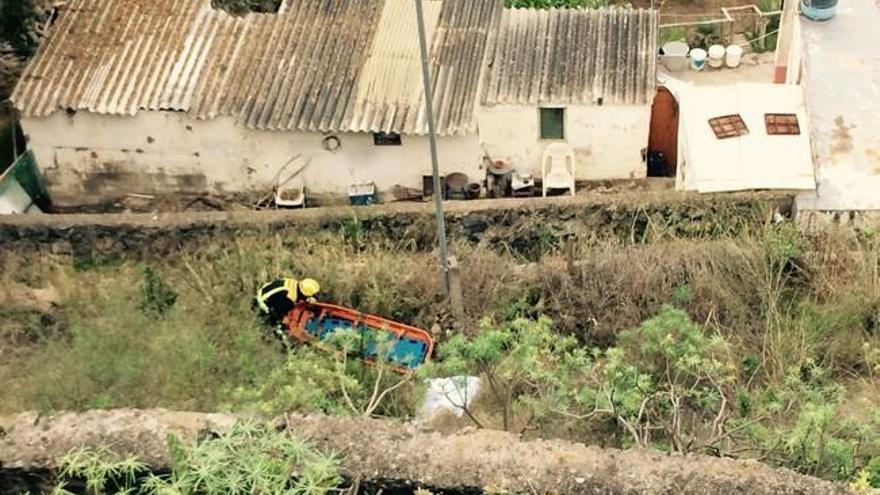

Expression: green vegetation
xmin=425 ymin=310 xmax=879 ymax=482
xmin=688 ymin=23 xmax=726 ymax=50
xmin=1 ymin=219 xmax=878 ymax=484
xmin=48 ymin=421 xmax=340 ymax=495
xmin=0 ymin=0 xmax=39 ymax=57
xmin=660 ymin=27 xmax=688 ymax=45
xmin=139 ymin=266 xmax=178 ymax=317
xmin=232 ymin=330 xmax=419 ymax=418
xmin=0 ymin=255 xmax=283 ymax=412
xmin=211 ymin=0 xmax=283 ymax=15
xmin=746 ymin=0 xmax=782 ymax=53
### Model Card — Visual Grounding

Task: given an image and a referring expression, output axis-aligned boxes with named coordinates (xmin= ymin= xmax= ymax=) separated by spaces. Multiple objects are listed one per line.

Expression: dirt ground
xmin=45 ymin=179 xmax=675 ymax=215
xmin=632 ymin=0 xmax=762 ymax=15
xmin=0 ymin=409 xmax=852 ymax=495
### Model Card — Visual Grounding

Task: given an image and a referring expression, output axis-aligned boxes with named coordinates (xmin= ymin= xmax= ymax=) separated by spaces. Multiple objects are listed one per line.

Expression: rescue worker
xmin=255 ymin=277 xmax=320 ymax=327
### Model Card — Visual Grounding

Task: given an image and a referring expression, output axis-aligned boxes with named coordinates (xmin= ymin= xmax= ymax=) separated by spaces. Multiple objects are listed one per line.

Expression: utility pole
xmin=414 ymin=0 xmax=451 ymax=295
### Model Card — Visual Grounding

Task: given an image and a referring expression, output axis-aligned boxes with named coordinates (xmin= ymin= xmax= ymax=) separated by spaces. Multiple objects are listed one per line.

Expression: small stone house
xmin=11 ymin=0 xmax=659 ymax=206
xmin=479 ymin=7 xmax=658 ymax=181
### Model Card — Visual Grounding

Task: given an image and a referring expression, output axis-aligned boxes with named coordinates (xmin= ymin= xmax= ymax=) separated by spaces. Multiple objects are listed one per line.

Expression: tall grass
xmin=0 ymin=225 xmax=877 ymax=420
xmin=0 ymin=261 xmax=283 ymax=412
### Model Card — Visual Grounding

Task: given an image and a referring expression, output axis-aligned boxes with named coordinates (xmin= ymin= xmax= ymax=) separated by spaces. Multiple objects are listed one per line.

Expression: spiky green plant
xmin=153 ymin=421 xmax=340 ymax=495
xmin=54 ymin=446 xmax=148 ymax=495
xmin=49 ymin=422 xmax=341 ymax=495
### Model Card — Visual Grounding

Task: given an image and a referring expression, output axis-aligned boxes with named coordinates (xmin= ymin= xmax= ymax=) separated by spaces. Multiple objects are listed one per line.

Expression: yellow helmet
xmin=299 ymin=278 xmax=320 ymax=298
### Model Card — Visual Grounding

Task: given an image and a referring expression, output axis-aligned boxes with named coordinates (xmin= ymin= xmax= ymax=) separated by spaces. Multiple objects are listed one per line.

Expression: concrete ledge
xmin=0 ymin=409 xmax=850 ymax=495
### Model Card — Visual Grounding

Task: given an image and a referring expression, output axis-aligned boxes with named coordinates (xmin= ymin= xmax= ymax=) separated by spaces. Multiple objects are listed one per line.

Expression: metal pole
xmin=415 ymin=0 xmax=450 ymax=295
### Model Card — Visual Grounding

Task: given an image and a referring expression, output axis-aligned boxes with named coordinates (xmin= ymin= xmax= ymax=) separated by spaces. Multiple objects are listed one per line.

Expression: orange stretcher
xmin=284 ymin=302 xmax=434 ymax=372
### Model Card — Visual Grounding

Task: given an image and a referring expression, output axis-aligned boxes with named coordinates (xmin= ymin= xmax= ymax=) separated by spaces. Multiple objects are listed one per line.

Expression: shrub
xmin=735 ymin=361 xmax=878 ymax=481
xmin=211 ymin=0 xmax=282 ymax=15
xmin=547 ymin=307 xmax=737 ymax=452
xmin=234 ymin=330 xmax=419 ymax=418
xmin=49 ymin=422 xmax=340 ymax=495
xmin=2 ymin=224 xmax=879 ymax=485
xmin=505 ymin=0 xmax=609 ymax=7
xmin=660 ymin=27 xmax=687 ymax=45
xmin=139 ymin=266 xmax=178 ymax=317
xmin=424 ymin=316 xmax=574 ymax=431
xmin=0 ymin=0 xmax=39 ymax=57
xmin=51 ymin=446 xmax=147 ymax=495
xmin=151 ymin=422 xmax=340 ymax=495
xmin=689 ymin=23 xmax=725 ymax=50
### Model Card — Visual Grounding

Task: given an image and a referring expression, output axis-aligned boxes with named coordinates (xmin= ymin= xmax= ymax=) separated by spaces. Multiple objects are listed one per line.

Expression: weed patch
xmin=48 ymin=421 xmax=340 ymax=495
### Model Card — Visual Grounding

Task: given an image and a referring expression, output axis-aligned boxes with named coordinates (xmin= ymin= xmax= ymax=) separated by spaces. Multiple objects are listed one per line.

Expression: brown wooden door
xmin=648 ymin=87 xmax=679 ymax=176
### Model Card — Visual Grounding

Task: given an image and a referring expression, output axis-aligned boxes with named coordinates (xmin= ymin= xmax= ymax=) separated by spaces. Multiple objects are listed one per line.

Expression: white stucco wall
xmin=21 ymin=111 xmax=483 ymax=204
xmin=676 ymin=83 xmax=815 ymax=194
xmin=477 ymin=104 xmax=651 ymax=180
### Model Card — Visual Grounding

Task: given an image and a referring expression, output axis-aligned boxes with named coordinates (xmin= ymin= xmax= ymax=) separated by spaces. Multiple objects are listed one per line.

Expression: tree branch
xmin=366 ymin=374 xmax=412 ymax=417
xmin=441 ymin=387 xmax=484 ymax=429
xmin=337 ymin=353 xmax=359 ymax=415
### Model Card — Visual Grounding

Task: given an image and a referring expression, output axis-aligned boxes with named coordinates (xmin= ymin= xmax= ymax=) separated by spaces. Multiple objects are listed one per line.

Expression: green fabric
xmin=11 ymin=151 xmax=47 ymax=202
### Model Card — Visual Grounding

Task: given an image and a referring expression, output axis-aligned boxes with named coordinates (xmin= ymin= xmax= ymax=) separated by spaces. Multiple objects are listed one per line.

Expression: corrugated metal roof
xmin=482 ymin=7 xmax=658 ymax=106
xmin=11 ymin=0 xmax=501 ymax=135
xmin=345 ymin=0 xmax=443 ymax=134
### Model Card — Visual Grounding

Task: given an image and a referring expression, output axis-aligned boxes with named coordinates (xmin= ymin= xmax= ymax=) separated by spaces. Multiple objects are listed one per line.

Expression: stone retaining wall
xmin=0 ymin=192 xmax=794 ymax=259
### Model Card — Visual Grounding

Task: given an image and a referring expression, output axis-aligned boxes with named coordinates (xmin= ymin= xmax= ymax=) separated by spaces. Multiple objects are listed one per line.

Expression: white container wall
xmin=708 ymin=45 xmax=725 ymax=68
xmin=726 ymin=45 xmax=744 ymax=68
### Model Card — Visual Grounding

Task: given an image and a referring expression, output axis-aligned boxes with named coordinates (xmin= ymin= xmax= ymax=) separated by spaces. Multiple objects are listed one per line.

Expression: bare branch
xmin=441 ymin=387 xmax=485 ymax=429
xmin=337 ymin=353 xmax=359 ymax=415
xmin=366 ymin=375 xmax=412 ymax=417
xmin=366 ymin=359 xmax=387 ymax=415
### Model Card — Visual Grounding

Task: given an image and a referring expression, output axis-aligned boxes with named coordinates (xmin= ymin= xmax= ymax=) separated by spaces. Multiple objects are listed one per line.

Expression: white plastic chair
xmin=542 ymin=142 xmax=576 ymax=197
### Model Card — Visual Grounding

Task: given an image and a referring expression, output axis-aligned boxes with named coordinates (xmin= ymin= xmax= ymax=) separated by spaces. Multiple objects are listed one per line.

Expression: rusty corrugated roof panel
xmin=12 ymin=0 xmax=501 ymax=136
xmin=482 ymin=7 xmax=658 ymax=106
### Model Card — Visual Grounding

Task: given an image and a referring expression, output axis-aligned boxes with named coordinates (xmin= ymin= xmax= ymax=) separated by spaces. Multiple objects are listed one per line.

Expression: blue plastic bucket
xmin=801 ymin=0 xmax=838 ymax=21
xmin=690 ymin=48 xmax=707 ymax=71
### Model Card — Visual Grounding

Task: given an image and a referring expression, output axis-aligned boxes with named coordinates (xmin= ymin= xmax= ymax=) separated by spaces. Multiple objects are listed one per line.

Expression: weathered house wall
xmin=22 ymin=111 xmax=482 ymax=205
xmin=11 ymin=0 xmax=499 ymax=204
xmin=476 ymin=7 xmax=657 ymax=181
xmin=478 ymin=104 xmax=650 ymax=180
xmin=12 ymin=2 xmax=660 ymax=204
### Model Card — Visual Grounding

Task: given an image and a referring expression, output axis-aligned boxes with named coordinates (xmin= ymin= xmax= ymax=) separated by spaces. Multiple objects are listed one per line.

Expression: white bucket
xmin=661 ymin=41 xmax=690 ymax=72
xmin=708 ymin=45 xmax=725 ymax=68
xmin=725 ymin=45 xmax=744 ymax=68
xmin=690 ymin=48 xmax=707 ymax=71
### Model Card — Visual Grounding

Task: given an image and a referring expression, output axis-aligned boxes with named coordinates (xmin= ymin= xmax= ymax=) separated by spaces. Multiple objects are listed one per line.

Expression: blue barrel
xmin=801 ymin=0 xmax=838 ymax=21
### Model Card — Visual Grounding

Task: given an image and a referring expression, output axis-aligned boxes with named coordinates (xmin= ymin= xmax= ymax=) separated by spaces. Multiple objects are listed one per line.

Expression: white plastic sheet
xmin=419 ymin=376 xmax=481 ymax=421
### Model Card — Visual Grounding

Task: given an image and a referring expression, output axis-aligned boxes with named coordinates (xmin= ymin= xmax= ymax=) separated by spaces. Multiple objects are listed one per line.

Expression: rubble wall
xmin=0 ymin=192 xmax=794 ymax=260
